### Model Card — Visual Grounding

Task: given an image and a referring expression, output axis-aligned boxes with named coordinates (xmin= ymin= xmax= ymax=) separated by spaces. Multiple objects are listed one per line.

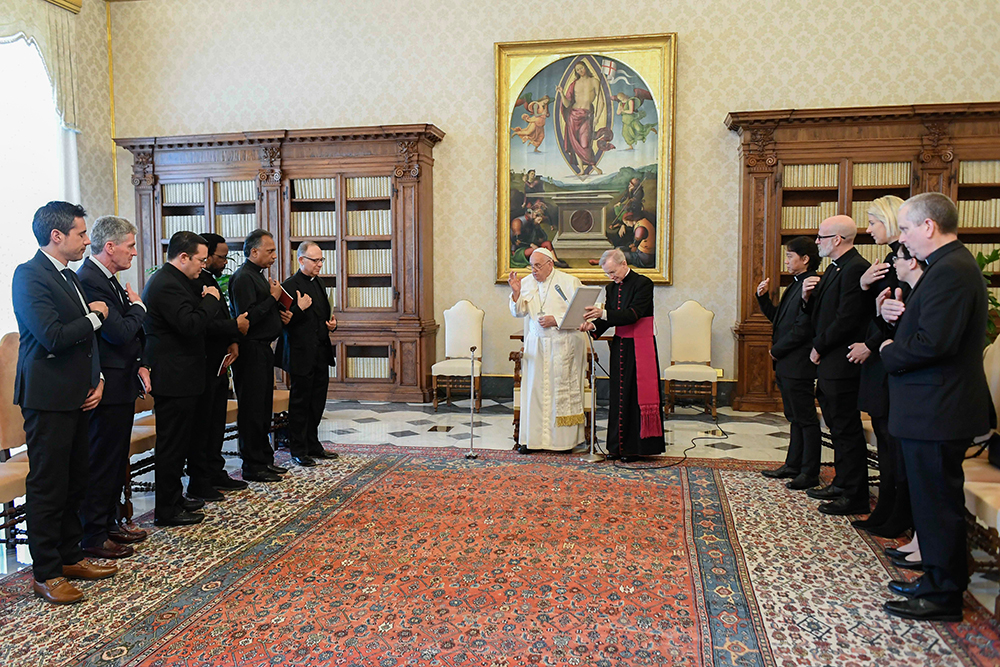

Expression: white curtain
xmin=0 ymin=37 xmax=80 ymax=336
xmin=0 ymin=0 xmax=80 ymax=131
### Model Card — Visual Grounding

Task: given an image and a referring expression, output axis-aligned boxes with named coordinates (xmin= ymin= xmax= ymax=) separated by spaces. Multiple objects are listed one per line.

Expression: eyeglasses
xmin=815 ymin=233 xmax=842 ymax=240
xmin=211 ymin=252 xmax=228 ymax=260
xmin=185 ymin=255 xmax=207 ymax=265
xmin=302 ymin=256 xmax=325 ymax=264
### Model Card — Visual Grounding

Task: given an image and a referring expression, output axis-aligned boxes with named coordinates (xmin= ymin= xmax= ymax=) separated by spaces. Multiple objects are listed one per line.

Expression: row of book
xmin=346 ymin=176 xmax=391 ymax=199
xmin=957 ymin=199 xmax=1000 ymax=228
xmin=318 ymin=249 xmax=337 ymax=273
xmin=325 ymin=286 xmax=337 ymax=309
xmin=780 ymin=201 xmax=838 ymax=229
xmin=347 ymin=287 xmax=393 ymax=308
xmin=344 ymin=357 xmax=391 ymax=379
xmin=347 ymin=249 xmax=392 ymax=275
xmin=291 ymin=211 xmax=337 ymax=237
xmin=959 ymin=161 xmax=1000 ymax=185
xmin=216 ymin=214 xmax=256 ymax=239
xmin=163 ymin=216 xmax=203 ymax=238
xmin=783 ymin=163 xmax=840 ymax=188
xmin=852 ymin=162 xmax=910 ymax=187
xmin=293 ymin=178 xmax=337 ymax=199
xmin=964 ymin=243 xmax=1000 ymax=270
xmin=346 ymin=209 xmax=392 ymax=236
xmin=215 ymin=180 xmax=256 ymax=203
xmin=162 ymin=183 xmax=204 ymax=205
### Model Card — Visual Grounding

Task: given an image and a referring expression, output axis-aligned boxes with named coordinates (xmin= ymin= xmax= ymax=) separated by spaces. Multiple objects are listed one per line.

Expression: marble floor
xmin=3 ymin=399 xmax=996 ymax=616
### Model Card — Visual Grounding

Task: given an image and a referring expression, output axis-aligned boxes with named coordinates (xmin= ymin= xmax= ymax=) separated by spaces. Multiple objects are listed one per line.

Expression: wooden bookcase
xmin=725 ymin=102 xmax=1000 ymax=411
xmin=115 ymin=124 xmax=444 ymax=402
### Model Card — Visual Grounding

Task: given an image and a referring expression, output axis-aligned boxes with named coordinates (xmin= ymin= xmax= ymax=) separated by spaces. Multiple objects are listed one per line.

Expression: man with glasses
xmin=187 ymin=234 xmax=250 ymax=500
xmin=276 ymin=241 xmax=339 ymax=466
xmin=142 ymin=231 xmax=222 ymax=526
xmin=800 ymin=216 xmax=872 ymax=515
xmin=229 ymin=229 xmax=286 ymax=482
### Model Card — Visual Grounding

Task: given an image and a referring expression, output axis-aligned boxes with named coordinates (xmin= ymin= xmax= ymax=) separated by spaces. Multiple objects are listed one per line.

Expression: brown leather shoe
xmin=83 ymin=539 xmax=134 ymax=559
xmin=33 ymin=577 xmax=83 ymax=605
xmin=109 ymin=525 xmax=147 ymax=544
xmin=62 ymin=558 xmax=118 ymax=580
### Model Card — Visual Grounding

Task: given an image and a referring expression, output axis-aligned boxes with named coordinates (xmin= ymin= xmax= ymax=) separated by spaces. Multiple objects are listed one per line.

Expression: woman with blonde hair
xmin=849 ymin=195 xmax=911 ymax=537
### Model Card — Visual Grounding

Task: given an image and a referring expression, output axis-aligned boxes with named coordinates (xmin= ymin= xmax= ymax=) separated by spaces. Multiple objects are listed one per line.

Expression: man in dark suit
xmin=800 ymin=216 xmax=872 ymax=515
xmin=879 ymin=193 xmax=991 ymax=622
xmin=13 ymin=201 xmax=117 ymax=604
xmin=229 ymin=229 xmax=286 ymax=482
xmin=276 ymin=241 xmax=339 ymax=466
xmin=77 ymin=216 xmax=149 ymax=558
xmin=143 ymin=231 xmax=223 ymax=526
xmin=187 ymin=234 xmax=249 ymax=501
xmin=756 ymin=236 xmax=821 ymax=489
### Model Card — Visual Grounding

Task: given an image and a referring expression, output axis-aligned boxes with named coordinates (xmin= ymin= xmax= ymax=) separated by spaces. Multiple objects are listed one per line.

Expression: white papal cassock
xmin=510 ymin=269 xmax=587 ymax=451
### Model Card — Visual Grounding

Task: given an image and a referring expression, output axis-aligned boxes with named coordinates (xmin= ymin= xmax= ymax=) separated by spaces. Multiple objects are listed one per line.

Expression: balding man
xmin=800 ymin=215 xmax=872 ymax=515
xmin=879 ymin=193 xmax=991 ymax=622
xmin=509 ymin=248 xmax=588 ymax=454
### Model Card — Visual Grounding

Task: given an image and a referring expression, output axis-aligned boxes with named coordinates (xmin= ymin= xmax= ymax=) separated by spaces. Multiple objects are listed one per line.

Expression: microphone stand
xmin=581 ymin=329 xmax=605 ymax=463
xmin=465 ymin=345 xmax=478 ymax=460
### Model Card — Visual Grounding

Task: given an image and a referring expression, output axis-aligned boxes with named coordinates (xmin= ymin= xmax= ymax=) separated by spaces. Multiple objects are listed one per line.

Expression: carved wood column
xmin=131 ymin=150 xmax=156 ymax=285
xmin=733 ymin=125 xmax=782 ymax=411
xmin=919 ymin=121 xmax=956 ymax=195
xmin=258 ymin=145 xmax=283 ymax=271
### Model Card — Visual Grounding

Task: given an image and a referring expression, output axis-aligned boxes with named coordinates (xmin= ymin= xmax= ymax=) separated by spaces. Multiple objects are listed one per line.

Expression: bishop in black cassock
xmin=585 ymin=253 xmax=665 ymax=459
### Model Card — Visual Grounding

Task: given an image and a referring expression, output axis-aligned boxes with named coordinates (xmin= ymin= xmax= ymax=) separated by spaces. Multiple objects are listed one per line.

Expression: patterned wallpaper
xmin=74 ymin=0 xmax=113 ymax=225
xmin=96 ymin=0 xmax=1000 ymax=377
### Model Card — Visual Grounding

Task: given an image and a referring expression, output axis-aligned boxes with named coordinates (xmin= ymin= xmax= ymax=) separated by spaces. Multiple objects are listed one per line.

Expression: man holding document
xmin=509 ymin=248 xmax=589 ymax=454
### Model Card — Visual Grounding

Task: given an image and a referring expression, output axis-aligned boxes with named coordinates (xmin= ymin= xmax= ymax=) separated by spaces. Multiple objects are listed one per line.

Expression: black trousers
xmin=154 ymin=394 xmax=200 ymax=519
xmin=80 ymin=402 xmax=133 ymax=548
xmin=901 ymin=438 xmax=970 ymax=608
xmin=867 ymin=415 xmax=911 ymax=528
xmin=776 ymin=375 xmax=820 ymax=477
xmin=232 ymin=340 xmax=275 ymax=472
xmin=288 ymin=357 xmax=330 ymax=458
xmin=816 ymin=377 xmax=869 ymax=503
xmin=22 ymin=408 xmax=89 ymax=582
xmin=189 ymin=371 xmax=230 ymax=487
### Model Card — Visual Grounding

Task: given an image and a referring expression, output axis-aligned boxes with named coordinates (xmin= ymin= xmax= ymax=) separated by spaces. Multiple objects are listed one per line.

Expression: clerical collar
xmin=925 ymin=239 xmax=961 ymax=266
xmin=248 ymin=261 xmax=266 ymax=273
xmin=297 ymin=270 xmax=315 ymax=282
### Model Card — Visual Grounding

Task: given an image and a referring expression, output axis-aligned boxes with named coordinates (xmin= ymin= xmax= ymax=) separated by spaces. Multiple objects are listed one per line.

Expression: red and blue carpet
xmin=0 ymin=445 xmax=997 ymax=666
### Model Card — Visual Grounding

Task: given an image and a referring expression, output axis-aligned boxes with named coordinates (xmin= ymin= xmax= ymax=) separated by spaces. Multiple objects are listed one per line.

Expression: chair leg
xmin=513 ymin=409 xmax=520 ymax=445
xmin=711 ymin=382 xmax=718 ymax=419
xmin=446 ymin=383 xmax=452 ymax=407
xmin=433 ymin=376 xmax=439 ymax=411
xmin=475 ymin=376 xmax=482 ymax=412
xmin=122 ymin=459 xmax=134 ymax=523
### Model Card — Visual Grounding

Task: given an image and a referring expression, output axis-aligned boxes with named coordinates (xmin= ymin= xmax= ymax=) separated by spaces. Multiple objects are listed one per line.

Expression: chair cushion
xmin=7 ymin=450 xmax=28 ymax=464
xmin=0 ymin=461 xmax=28 ymax=503
xmin=134 ymin=412 xmax=155 ymax=426
xmin=964 ymin=481 xmax=1000 ymax=530
xmin=273 ymin=390 xmax=290 ymax=413
xmin=432 ymin=359 xmax=483 ymax=376
xmin=963 ymin=456 xmax=1000 ymax=484
xmin=663 ymin=364 xmax=717 ymax=382
xmin=226 ymin=400 xmax=238 ymax=424
xmin=129 ymin=426 xmax=156 ymax=457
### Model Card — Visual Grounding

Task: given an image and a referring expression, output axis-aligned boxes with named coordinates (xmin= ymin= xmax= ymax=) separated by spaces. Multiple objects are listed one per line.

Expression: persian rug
xmin=0 ymin=446 xmax=998 ymax=666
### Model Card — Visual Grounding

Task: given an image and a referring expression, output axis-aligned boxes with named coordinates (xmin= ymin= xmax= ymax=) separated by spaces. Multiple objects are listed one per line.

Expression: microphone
xmin=554 ymin=285 xmax=568 ymax=301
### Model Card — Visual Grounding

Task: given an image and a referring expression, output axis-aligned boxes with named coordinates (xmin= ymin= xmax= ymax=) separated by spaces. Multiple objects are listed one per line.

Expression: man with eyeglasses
xmin=186 ymin=233 xmax=250 ymax=501
xmin=799 ymin=215 xmax=872 ymax=516
xmin=142 ymin=231 xmax=223 ymax=526
xmin=276 ymin=241 xmax=339 ymax=466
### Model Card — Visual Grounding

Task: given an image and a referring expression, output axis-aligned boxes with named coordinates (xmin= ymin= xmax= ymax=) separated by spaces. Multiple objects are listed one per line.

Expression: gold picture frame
xmin=496 ymin=33 xmax=676 ymax=284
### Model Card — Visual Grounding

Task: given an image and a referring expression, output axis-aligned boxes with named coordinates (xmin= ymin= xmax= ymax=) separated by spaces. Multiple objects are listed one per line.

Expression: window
xmin=0 ymin=37 xmax=79 ymax=336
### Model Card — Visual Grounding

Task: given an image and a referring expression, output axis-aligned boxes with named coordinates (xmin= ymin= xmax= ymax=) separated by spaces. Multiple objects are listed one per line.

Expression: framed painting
xmin=495 ymin=34 xmax=676 ymax=284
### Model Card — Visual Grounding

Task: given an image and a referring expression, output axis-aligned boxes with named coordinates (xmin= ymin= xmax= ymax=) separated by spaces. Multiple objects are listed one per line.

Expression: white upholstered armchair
xmin=431 ymin=300 xmax=484 ymax=411
xmin=662 ymin=300 xmax=719 ymax=418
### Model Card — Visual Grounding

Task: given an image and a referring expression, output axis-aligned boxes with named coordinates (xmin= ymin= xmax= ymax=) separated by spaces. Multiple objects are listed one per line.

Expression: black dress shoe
xmin=310 ymin=449 xmax=339 ymax=460
xmin=292 ymin=454 xmax=317 ymax=467
xmin=891 ymin=556 xmax=923 ymax=571
xmin=883 ymin=598 xmax=962 ymax=622
xmin=818 ymin=497 xmax=869 ymax=516
xmin=807 ymin=485 xmax=844 ymax=500
xmin=243 ymin=469 xmax=282 ymax=482
xmin=187 ymin=483 xmax=226 ymax=502
xmin=888 ymin=579 xmax=920 ymax=598
xmin=785 ymin=474 xmax=819 ymax=490
xmin=762 ymin=464 xmax=799 ymax=479
xmin=606 ymin=453 xmax=621 ymax=461
xmin=620 ymin=456 xmax=637 ymax=463
xmin=267 ymin=464 xmax=288 ymax=475
xmin=180 ymin=496 xmax=206 ymax=512
xmin=885 ymin=547 xmax=916 ymax=560
xmin=517 ymin=445 xmax=530 ymax=455
xmin=212 ymin=475 xmax=249 ymax=491
xmin=154 ymin=510 xmax=205 ymax=527
xmin=867 ymin=520 xmax=912 ymax=539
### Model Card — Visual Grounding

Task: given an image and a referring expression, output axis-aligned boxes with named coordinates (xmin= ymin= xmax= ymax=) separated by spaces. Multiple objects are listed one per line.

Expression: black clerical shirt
xmin=228 ymin=260 xmax=282 ymax=342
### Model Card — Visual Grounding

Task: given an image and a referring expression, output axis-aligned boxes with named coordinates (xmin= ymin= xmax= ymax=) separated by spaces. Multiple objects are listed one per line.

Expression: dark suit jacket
xmin=12 ymin=250 xmax=100 ymax=411
xmin=858 ymin=244 xmax=907 ymax=416
xmin=882 ymin=241 xmax=991 ymax=440
xmin=77 ymin=258 xmax=145 ymax=405
xmin=142 ymin=263 xmax=222 ymax=398
xmin=758 ymin=271 xmax=816 ymax=380
xmin=195 ymin=269 xmax=241 ymax=371
xmin=275 ymin=271 xmax=335 ymax=375
xmin=804 ymin=247 xmax=871 ymax=381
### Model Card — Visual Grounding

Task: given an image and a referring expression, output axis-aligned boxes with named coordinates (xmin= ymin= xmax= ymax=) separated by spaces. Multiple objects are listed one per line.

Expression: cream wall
xmin=75 ymin=0 xmax=114 ymax=226
xmin=99 ymin=0 xmax=1000 ymax=379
